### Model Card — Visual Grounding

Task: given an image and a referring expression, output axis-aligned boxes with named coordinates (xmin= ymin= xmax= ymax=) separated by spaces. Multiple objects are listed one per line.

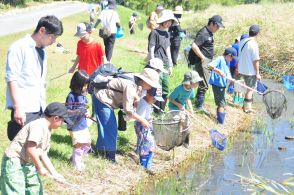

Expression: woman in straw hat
xmin=148 ymin=9 xmax=177 ymax=113
xmin=169 ymin=5 xmax=185 ymax=66
xmin=92 ymin=67 xmax=160 ymax=162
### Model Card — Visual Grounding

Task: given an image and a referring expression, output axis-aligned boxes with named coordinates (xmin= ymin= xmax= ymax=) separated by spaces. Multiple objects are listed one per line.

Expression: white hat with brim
xmin=134 ymin=68 xmax=161 ymax=89
xmin=173 ymin=6 xmax=183 ymax=15
xmin=149 ymin=58 xmax=168 ymax=73
xmin=157 ymin=9 xmax=177 ymax=24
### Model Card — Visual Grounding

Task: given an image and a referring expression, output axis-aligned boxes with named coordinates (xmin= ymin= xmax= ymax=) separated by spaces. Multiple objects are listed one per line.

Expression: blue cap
xmin=147 ymin=88 xmax=164 ymax=102
xmin=240 ymin=34 xmax=249 ymax=40
xmin=249 ymin=24 xmax=260 ymax=36
xmin=224 ymin=47 xmax=237 ymax=60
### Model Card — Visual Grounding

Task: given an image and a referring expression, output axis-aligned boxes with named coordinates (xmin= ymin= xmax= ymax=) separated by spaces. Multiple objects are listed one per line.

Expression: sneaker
xmin=243 ymin=108 xmax=254 ymax=114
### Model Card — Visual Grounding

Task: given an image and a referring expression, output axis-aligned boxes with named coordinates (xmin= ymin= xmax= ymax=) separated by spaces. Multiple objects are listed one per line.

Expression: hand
xmin=37 ymin=166 xmax=48 ymax=176
xmin=178 ymin=104 xmax=184 ymax=111
xmin=52 ymin=173 xmax=65 ymax=184
xmin=168 ymin=67 xmax=173 ymax=76
xmin=140 ymin=118 xmax=150 ymax=129
xmin=14 ymin=107 xmax=26 ymax=126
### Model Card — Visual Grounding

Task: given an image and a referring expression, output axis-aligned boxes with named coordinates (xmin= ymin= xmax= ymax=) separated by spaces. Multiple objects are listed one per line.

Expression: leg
xmin=104 ymin=34 xmax=116 ymax=61
xmin=243 ymin=75 xmax=257 ymax=112
xmin=23 ymin=164 xmax=43 ymax=194
xmin=212 ymin=85 xmax=227 ymax=124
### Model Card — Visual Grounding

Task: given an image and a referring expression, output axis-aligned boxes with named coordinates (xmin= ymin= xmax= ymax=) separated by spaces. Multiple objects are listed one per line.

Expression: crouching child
xmin=1 ymin=102 xmax=72 ymax=194
xmin=208 ymin=47 xmax=236 ymax=125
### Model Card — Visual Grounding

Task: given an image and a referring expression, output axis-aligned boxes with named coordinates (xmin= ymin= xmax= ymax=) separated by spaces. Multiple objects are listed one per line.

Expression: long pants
xmin=170 ymin=43 xmax=181 ymax=66
xmin=103 ymin=34 xmax=116 ymax=61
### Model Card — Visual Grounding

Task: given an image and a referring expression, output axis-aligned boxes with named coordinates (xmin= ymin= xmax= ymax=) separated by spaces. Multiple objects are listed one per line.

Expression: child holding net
xmin=168 ymin=70 xmax=203 ymax=148
xmin=135 ymin=88 xmax=164 ymax=171
xmin=65 ymin=70 xmax=91 ymax=171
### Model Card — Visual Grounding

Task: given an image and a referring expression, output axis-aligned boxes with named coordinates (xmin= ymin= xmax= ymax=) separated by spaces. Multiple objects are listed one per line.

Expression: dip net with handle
xmin=65 ymin=102 xmax=89 ymax=130
xmin=262 ymin=90 xmax=287 ymax=119
xmin=153 ymin=110 xmax=191 ymax=151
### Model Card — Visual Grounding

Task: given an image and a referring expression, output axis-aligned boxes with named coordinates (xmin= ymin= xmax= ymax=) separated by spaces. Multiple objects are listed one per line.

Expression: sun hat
xmin=156 ymin=4 xmax=164 ymax=11
xmin=182 ymin=71 xmax=203 ymax=85
xmin=249 ymin=24 xmax=260 ymax=36
xmin=173 ymin=5 xmax=183 ymax=15
xmin=209 ymin=15 xmax=225 ymax=28
xmin=148 ymin=58 xmax=168 ymax=73
xmin=224 ymin=47 xmax=237 ymax=60
xmin=107 ymin=0 xmax=116 ymax=9
xmin=134 ymin=68 xmax=161 ymax=88
xmin=147 ymin=87 xmax=164 ymax=102
xmin=157 ymin=9 xmax=177 ymax=24
xmin=44 ymin=102 xmax=73 ymax=125
xmin=74 ymin=23 xmax=91 ymax=37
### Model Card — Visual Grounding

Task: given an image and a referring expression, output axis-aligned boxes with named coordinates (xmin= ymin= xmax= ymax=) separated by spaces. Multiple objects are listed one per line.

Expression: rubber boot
xmin=195 ymin=93 xmax=205 ymax=109
xmin=239 ymin=97 xmax=245 ymax=106
xmin=216 ymin=112 xmax=226 ymax=125
xmin=233 ymin=95 xmax=239 ymax=104
xmin=139 ymin=152 xmax=151 ymax=169
xmin=82 ymin=144 xmax=91 ymax=154
xmin=72 ymin=148 xmax=85 ymax=171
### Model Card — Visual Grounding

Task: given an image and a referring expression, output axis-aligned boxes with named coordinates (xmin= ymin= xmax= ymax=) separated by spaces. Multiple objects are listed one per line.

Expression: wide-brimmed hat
xmin=44 ymin=102 xmax=73 ymax=125
xmin=107 ymin=0 xmax=116 ymax=9
xmin=148 ymin=58 xmax=168 ymax=73
xmin=182 ymin=71 xmax=203 ymax=85
xmin=157 ymin=9 xmax=177 ymax=24
xmin=134 ymin=68 xmax=161 ymax=88
xmin=173 ymin=5 xmax=183 ymax=15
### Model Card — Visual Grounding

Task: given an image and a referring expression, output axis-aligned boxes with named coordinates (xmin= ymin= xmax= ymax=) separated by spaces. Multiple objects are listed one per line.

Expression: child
xmin=66 ymin=70 xmax=91 ymax=171
xmin=168 ymin=70 xmax=203 ymax=148
xmin=69 ymin=22 xmax=106 ymax=75
xmin=129 ymin=12 xmax=138 ymax=34
xmin=1 ymin=102 xmax=70 ymax=194
xmin=135 ymin=88 xmax=163 ymax=170
xmin=208 ymin=47 xmax=237 ymax=125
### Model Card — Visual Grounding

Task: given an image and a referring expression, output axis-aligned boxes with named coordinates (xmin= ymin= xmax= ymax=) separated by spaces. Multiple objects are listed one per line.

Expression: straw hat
xmin=157 ymin=9 xmax=177 ymax=24
xmin=173 ymin=5 xmax=183 ymax=15
xmin=134 ymin=68 xmax=161 ymax=88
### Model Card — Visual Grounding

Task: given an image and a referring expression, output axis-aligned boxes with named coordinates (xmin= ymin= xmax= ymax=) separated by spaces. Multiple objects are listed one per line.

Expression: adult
xmin=5 ymin=15 xmax=63 ymax=141
xmin=238 ymin=25 xmax=261 ymax=113
xmin=148 ymin=9 xmax=176 ymax=112
xmin=92 ymin=68 xmax=160 ymax=162
xmin=94 ymin=0 xmax=120 ymax=62
xmin=147 ymin=4 xmax=164 ymax=31
xmin=188 ymin=15 xmax=224 ymax=114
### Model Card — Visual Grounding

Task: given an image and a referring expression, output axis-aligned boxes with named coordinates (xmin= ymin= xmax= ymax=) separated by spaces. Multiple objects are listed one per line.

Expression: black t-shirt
xmin=188 ymin=26 xmax=214 ymax=64
xmin=148 ymin=29 xmax=170 ymax=65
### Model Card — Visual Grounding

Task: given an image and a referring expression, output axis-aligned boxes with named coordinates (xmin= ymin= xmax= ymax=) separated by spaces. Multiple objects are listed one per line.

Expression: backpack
xmin=88 ymin=63 xmax=134 ymax=94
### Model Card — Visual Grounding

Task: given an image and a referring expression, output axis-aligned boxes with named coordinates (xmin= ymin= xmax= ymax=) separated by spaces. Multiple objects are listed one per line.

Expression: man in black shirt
xmin=188 ymin=15 xmax=224 ymax=114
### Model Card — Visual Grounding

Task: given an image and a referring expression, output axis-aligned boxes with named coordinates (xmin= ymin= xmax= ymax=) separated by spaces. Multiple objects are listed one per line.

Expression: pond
xmin=145 ymin=80 xmax=294 ymax=194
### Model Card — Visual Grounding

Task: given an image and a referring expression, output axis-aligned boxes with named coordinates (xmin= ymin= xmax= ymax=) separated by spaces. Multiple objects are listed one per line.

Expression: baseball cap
xmin=44 ymin=102 xmax=73 ymax=125
xmin=148 ymin=58 xmax=168 ymax=73
xmin=147 ymin=87 xmax=164 ymax=102
xmin=182 ymin=71 xmax=203 ymax=85
xmin=249 ymin=24 xmax=260 ymax=36
xmin=74 ymin=23 xmax=91 ymax=37
xmin=210 ymin=15 xmax=225 ymax=28
xmin=224 ymin=47 xmax=237 ymax=60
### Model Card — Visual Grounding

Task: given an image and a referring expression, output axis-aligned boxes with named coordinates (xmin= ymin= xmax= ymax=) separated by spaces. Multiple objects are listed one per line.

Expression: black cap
xmin=210 ymin=15 xmax=225 ymax=28
xmin=249 ymin=24 xmax=260 ymax=36
xmin=44 ymin=102 xmax=73 ymax=125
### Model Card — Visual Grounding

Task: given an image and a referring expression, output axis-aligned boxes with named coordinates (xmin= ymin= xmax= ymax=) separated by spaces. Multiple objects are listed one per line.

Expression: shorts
xmin=240 ymin=74 xmax=257 ymax=88
xmin=69 ymin=128 xmax=91 ymax=145
xmin=212 ymin=85 xmax=226 ymax=107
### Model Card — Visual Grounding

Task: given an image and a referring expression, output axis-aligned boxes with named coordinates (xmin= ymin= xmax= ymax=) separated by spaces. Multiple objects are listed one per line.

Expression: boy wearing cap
xmin=208 ymin=47 xmax=236 ymax=124
xmin=188 ymin=15 xmax=224 ymax=114
xmin=69 ymin=22 xmax=106 ymax=75
xmin=168 ymin=70 xmax=203 ymax=148
xmin=1 ymin=102 xmax=71 ymax=194
xmin=238 ymin=25 xmax=261 ymax=113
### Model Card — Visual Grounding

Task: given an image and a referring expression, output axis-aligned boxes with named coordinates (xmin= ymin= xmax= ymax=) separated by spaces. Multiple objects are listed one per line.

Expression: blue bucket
xmin=256 ymin=81 xmax=268 ymax=93
xmin=209 ymin=129 xmax=227 ymax=151
xmin=116 ymin=27 xmax=124 ymax=38
xmin=283 ymin=75 xmax=294 ymax=91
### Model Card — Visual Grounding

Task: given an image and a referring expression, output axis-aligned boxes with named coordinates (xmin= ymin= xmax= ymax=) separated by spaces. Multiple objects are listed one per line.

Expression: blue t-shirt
xmin=209 ymin=56 xmax=232 ymax=88
xmin=168 ymin=84 xmax=195 ymax=110
xmin=229 ymin=43 xmax=239 ymax=68
xmin=65 ymin=92 xmax=88 ymax=131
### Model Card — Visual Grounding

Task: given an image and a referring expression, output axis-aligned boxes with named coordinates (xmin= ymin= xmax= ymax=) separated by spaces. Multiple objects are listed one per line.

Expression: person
xmin=238 ymin=25 xmax=261 ymax=113
xmin=0 ymin=102 xmax=71 ymax=194
xmin=89 ymin=7 xmax=97 ymax=28
xmin=188 ymin=15 xmax=224 ymax=114
xmin=169 ymin=5 xmax=185 ymax=66
xmin=94 ymin=0 xmax=120 ymax=62
xmin=135 ymin=88 xmax=163 ymax=171
xmin=129 ymin=12 xmax=138 ymax=34
xmin=168 ymin=70 xmax=203 ymax=148
xmin=147 ymin=4 xmax=164 ymax=31
xmin=5 ymin=15 xmax=63 ymax=141
xmin=65 ymin=70 xmax=91 ymax=171
xmin=148 ymin=9 xmax=177 ymax=112
xmin=208 ymin=47 xmax=236 ymax=124
xmin=68 ymin=22 xmax=106 ymax=75
xmin=92 ymin=68 xmax=160 ymax=162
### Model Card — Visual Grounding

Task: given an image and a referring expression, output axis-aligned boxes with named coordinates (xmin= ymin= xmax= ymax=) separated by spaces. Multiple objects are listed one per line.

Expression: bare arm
xmin=253 ymin=60 xmax=261 ymax=80
xmin=68 ymin=56 xmax=79 ymax=73
xmin=208 ymin=65 xmax=225 ymax=77
xmin=191 ymin=42 xmax=206 ymax=62
xmin=166 ymin=46 xmax=173 ymax=75
xmin=126 ymin=112 xmax=150 ymax=129
xmin=27 ymin=141 xmax=48 ymax=176
xmin=169 ymin=98 xmax=184 ymax=111
xmin=186 ymin=99 xmax=193 ymax=114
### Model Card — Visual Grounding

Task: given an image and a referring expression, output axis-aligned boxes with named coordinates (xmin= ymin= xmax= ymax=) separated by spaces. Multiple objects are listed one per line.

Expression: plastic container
xmin=116 ymin=27 xmax=124 ymax=38
xmin=283 ymin=75 xmax=294 ymax=91
xmin=209 ymin=129 xmax=227 ymax=151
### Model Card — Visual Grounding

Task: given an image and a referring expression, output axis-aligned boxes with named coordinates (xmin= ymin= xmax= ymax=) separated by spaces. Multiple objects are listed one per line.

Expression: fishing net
xmin=262 ymin=90 xmax=287 ymax=119
xmin=65 ymin=103 xmax=88 ymax=129
xmin=153 ymin=110 xmax=191 ymax=151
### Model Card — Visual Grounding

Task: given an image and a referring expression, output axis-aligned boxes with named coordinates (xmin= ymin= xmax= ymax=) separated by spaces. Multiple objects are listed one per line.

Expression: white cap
xmin=149 ymin=58 xmax=168 ymax=73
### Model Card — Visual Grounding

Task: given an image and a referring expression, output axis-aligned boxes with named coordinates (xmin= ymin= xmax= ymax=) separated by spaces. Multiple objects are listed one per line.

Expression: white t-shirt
xmin=238 ymin=38 xmax=260 ymax=75
xmin=98 ymin=9 xmax=120 ymax=34
xmin=136 ymin=98 xmax=153 ymax=121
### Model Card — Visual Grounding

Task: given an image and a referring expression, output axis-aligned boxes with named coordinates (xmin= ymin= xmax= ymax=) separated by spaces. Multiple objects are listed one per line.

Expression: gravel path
xmin=0 ymin=1 xmax=89 ymax=37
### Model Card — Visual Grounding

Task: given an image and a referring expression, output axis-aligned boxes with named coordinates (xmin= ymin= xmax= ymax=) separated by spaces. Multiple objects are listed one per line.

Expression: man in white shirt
xmin=5 ymin=15 xmax=63 ymax=140
xmin=95 ymin=0 xmax=120 ymax=62
xmin=238 ymin=24 xmax=261 ymax=113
